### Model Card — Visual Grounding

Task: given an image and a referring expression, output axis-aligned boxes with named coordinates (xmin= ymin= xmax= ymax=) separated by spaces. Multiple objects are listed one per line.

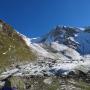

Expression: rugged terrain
xmin=0 ymin=20 xmax=36 ymax=73
xmin=0 ymin=20 xmax=90 ymax=90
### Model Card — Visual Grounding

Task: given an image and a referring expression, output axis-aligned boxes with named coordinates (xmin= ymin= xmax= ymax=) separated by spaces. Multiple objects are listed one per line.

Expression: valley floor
xmin=0 ymin=76 xmax=90 ymax=90
xmin=0 ymin=56 xmax=90 ymax=90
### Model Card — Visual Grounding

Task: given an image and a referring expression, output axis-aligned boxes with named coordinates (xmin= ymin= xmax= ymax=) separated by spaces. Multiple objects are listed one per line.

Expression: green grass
xmin=75 ymin=80 xmax=90 ymax=90
xmin=0 ymin=21 xmax=36 ymax=72
xmin=9 ymin=76 xmax=25 ymax=90
xmin=1 ymin=76 xmax=90 ymax=90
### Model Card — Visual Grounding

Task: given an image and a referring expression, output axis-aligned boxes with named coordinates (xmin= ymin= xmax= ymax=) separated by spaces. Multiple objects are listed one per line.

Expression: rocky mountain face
xmin=0 ymin=20 xmax=90 ymax=90
xmin=32 ymin=25 xmax=90 ymax=55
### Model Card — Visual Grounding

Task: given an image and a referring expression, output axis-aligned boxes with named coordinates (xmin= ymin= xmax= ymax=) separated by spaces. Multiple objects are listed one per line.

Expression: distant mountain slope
xmin=31 ymin=26 xmax=90 ymax=56
xmin=0 ymin=20 xmax=36 ymax=71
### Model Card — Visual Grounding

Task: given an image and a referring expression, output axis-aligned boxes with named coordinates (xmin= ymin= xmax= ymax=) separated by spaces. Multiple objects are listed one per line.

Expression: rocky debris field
xmin=0 ymin=57 xmax=90 ymax=78
xmin=0 ymin=57 xmax=90 ymax=90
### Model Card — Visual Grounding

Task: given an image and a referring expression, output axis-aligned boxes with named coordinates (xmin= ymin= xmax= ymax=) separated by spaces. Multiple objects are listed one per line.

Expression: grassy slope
xmin=0 ymin=20 xmax=36 ymax=71
xmin=4 ymin=76 xmax=90 ymax=90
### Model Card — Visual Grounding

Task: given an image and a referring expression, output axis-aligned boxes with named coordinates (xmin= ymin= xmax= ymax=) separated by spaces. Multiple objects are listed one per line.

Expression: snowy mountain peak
xmin=30 ymin=26 xmax=90 ymax=57
xmin=39 ymin=26 xmax=79 ymax=43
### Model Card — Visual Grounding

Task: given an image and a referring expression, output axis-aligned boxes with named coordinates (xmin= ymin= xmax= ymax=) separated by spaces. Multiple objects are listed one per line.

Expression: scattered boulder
xmin=43 ymin=77 xmax=52 ymax=85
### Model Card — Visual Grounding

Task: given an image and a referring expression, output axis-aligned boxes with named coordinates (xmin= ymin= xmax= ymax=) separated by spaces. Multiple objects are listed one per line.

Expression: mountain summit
xmin=32 ymin=25 xmax=90 ymax=55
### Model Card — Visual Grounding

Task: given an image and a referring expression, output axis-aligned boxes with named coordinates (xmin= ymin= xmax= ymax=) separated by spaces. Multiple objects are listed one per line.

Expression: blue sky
xmin=0 ymin=0 xmax=90 ymax=37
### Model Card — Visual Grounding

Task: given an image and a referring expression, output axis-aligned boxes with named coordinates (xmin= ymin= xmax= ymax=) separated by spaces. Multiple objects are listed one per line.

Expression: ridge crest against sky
xmin=0 ymin=0 xmax=90 ymax=37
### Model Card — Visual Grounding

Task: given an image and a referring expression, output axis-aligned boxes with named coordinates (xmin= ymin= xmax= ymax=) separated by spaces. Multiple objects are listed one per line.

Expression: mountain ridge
xmin=0 ymin=20 xmax=36 ymax=72
xmin=0 ymin=20 xmax=90 ymax=90
xmin=0 ymin=20 xmax=90 ymax=81
xmin=31 ymin=25 xmax=90 ymax=56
